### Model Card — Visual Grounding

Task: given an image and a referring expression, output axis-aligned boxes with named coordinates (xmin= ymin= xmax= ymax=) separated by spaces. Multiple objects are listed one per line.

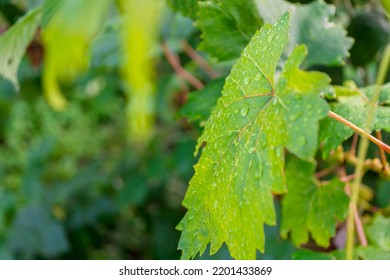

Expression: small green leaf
xmin=319 ymin=83 xmax=390 ymax=158
xmin=178 ymin=13 xmax=331 ymax=259
xmin=366 ymin=214 xmax=390 ymax=251
xmin=256 ymin=0 xmax=353 ymax=67
xmin=319 ymin=94 xmax=367 ymax=158
xmin=196 ymin=0 xmax=262 ymax=61
xmin=363 ymin=83 xmax=390 ymax=105
xmin=0 ymin=7 xmax=41 ymax=89
xmin=291 ymin=249 xmax=335 ymax=260
xmin=356 ymin=246 xmax=390 ymax=260
xmin=375 ymin=106 xmax=390 ymax=132
xmin=179 ymin=78 xmax=224 ymax=125
xmin=281 ymin=156 xmax=349 ymax=247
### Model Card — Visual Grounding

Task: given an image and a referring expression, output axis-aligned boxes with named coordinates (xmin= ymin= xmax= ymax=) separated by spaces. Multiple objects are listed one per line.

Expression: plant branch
xmin=162 ymin=42 xmax=204 ymax=90
xmin=182 ymin=41 xmax=220 ymax=79
xmin=346 ymin=43 xmax=390 ymax=260
xmin=354 ymin=209 xmax=368 ymax=247
xmin=350 ymin=133 xmax=359 ymax=156
xmin=375 ymin=131 xmax=389 ymax=171
xmin=328 ymin=111 xmax=390 ymax=154
xmin=316 ymin=166 xmax=336 ymax=178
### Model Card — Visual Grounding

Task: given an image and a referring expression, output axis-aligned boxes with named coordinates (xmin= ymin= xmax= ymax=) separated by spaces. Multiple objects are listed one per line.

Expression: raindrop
xmin=297 ymin=136 xmax=307 ymax=146
xmin=240 ymin=104 xmax=250 ymax=117
xmin=290 ymin=111 xmax=302 ymax=121
xmin=254 ymin=73 xmax=262 ymax=81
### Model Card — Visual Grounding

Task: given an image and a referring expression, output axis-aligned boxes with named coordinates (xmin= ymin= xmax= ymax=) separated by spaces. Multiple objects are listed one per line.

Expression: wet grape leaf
xmin=375 ymin=106 xmax=390 ymax=131
xmin=319 ymin=93 xmax=367 ymax=158
xmin=177 ymin=13 xmax=331 ymax=260
xmin=0 ymin=7 xmax=41 ymax=89
xmin=364 ymin=83 xmax=390 ymax=105
xmin=281 ymin=156 xmax=349 ymax=247
xmin=196 ymin=0 xmax=262 ymax=61
xmin=255 ymin=0 xmax=353 ymax=68
xmin=319 ymin=83 xmax=390 ymax=158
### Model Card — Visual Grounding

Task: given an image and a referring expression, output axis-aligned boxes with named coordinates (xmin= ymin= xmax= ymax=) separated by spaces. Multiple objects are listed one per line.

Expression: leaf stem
xmin=338 ymin=167 xmax=367 ymax=247
xmin=182 ymin=40 xmax=220 ymax=78
xmin=328 ymin=111 xmax=390 ymax=154
xmin=162 ymin=42 xmax=204 ymax=90
xmin=345 ymin=44 xmax=390 ymax=260
xmin=375 ymin=131 xmax=389 ymax=171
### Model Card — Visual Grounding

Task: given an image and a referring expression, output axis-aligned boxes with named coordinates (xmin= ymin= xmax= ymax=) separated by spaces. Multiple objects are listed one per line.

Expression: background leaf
xmin=365 ymin=214 xmax=390 ymax=251
xmin=319 ymin=83 xmax=390 ymax=158
xmin=196 ymin=0 xmax=262 ymax=61
xmin=42 ymin=0 xmax=110 ymax=110
xmin=179 ymin=77 xmax=224 ymax=126
xmin=256 ymin=0 xmax=353 ymax=68
xmin=281 ymin=156 xmax=349 ymax=247
xmin=166 ymin=0 xmax=200 ymax=19
xmin=0 ymin=6 xmax=41 ymax=89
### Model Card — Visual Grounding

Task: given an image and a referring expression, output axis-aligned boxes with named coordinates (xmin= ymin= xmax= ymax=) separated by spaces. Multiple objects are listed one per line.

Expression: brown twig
xmin=328 ymin=111 xmax=390 ymax=154
xmin=162 ymin=42 xmax=204 ymax=90
xmin=353 ymin=204 xmax=368 ymax=247
xmin=316 ymin=166 xmax=336 ymax=178
xmin=340 ymin=174 xmax=355 ymax=183
xmin=349 ymin=133 xmax=359 ymax=157
xmin=339 ymin=168 xmax=368 ymax=247
xmin=182 ymin=41 xmax=220 ymax=78
xmin=375 ymin=131 xmax=389 ymax=171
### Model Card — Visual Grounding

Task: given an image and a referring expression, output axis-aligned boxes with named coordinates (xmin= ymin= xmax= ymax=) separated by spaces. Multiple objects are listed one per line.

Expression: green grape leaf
xmin=319 ymin=94 xmax=367 ymax=158
xmin=366 ymin=214 xmax=390 ymax=251
xmin=0 ymin=6 xmax=41 ymax=89
xmin=177 ymin=13 xmax=331 ymax=260
xmin=375 ymin=106 xmax=390 ymax=131
xmin=356 ymin=246 xmax=390 ymax=260
xmin=179 ymin=78 xmax=224 ymax=126
xmin=281 ymin=156 xmax=349 ymax=247
xmin=291 ymin=249 xmax=335 ymax=260
xmin=319 ymin=83 xmax=390 ymax=158
xmin=255 ymin=0 xmax=353 ymax=68
xmin=364 ymin=83 xmax=390 ymax=105
xmin=166 ymin=0 xmax=200 ymax=19
xmin=196 ymin=0 xmax=262 ymax=61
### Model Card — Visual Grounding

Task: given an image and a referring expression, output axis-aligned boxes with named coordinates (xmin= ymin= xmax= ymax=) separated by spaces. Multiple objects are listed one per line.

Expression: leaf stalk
xmin=345 ymin=44 xmax=390 ymax=260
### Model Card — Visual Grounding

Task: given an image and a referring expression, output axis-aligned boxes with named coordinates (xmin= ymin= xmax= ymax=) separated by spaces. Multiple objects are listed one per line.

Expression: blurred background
xmin=0 ymin=0 xmax=389 ymax=260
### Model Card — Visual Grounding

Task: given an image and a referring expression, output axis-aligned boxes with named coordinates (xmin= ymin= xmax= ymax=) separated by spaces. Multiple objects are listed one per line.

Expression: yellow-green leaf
xmin=42 ymin=0 xmax=110 ymax=110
